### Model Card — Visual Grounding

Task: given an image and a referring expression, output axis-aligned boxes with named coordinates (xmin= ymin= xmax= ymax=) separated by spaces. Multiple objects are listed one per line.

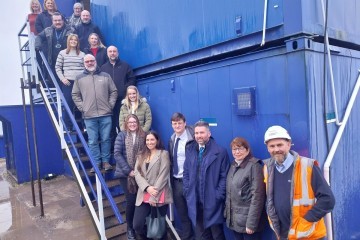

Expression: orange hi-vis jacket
xmin=263 ymin=151 xmax=327 ymax=239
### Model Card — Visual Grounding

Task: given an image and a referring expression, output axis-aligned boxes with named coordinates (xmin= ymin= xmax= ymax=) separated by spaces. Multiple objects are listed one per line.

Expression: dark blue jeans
xmin=119 ymin=178 xmax=137 ymax=229
xmin=84 ymin=116 xmax=112 ymax=164
xmin=61 ymin=81 xmax=75 ymax=129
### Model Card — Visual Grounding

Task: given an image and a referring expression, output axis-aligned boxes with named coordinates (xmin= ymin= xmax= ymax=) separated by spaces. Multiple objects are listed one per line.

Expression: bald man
xmin=75 ymin=10 xmax=105 ymax=51
xmin=101 ymin=45 xmax=136 ymax=138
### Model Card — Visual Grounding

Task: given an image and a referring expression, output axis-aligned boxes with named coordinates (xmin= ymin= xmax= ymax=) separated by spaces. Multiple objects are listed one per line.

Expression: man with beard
xmin=183 ymin=121 xmax=229 ymax=240
xmin=35 ymin=12 xmax=74 ymax=86
xmin=72 ymin=54 xmax=118 ymax=173
xmin=100 ymin=45 xmax=136 ymax=138
xmin=75 ymin=10 xmax=104 ymax=51
xmin=263 ymin=125 xmax=335 ymax=240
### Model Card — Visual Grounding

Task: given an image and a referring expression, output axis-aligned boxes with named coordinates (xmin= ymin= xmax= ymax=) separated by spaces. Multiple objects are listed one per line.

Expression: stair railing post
xmin=20 ymin=77 xmax=36 ymax=207
xmin=95 ymin=174 xmax=106 ymax=240
xmin=28 ymin=72 xmax=45 ymax=217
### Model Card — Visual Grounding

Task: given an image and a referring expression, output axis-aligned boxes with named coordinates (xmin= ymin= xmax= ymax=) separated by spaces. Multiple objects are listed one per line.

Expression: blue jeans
xmin=84 ymin=116 xmax=112 ymax=164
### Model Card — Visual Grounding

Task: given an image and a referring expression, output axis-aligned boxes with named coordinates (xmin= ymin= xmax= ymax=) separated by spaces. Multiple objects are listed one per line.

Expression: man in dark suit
xmin=183 ymin=121 xmax=229 ymax=240
xmin=168 ymin=112 xmax=194 ymax=240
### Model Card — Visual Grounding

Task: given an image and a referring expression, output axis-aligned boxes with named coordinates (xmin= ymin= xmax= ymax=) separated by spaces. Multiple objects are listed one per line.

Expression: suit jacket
xmin=134 ymin=150 xmax=173 ymax=206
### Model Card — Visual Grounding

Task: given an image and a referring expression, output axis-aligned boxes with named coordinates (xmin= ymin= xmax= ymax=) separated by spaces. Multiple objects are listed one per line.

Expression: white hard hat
xmin=264 ymin=125 xmax=291 ymax=144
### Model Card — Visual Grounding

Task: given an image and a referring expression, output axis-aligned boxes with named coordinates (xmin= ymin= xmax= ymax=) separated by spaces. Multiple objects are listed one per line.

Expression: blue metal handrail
xmin=37 ymin=50 xmax=124 ymax=225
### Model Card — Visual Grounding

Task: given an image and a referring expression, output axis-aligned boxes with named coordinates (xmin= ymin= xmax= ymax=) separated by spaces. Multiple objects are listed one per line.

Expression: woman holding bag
xmin=114 ymin=114 xmax=146 ymax=240
xmin=133 ymin=131 xmax=173 ymax=239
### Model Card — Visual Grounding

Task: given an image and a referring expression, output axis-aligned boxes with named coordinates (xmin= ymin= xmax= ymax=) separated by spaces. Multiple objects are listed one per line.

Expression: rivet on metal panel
xmin=171 ymin=79 xmax=175 ymax=93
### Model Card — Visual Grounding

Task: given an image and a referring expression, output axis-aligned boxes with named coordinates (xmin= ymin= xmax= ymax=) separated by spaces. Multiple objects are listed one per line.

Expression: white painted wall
xmin=0 ymin=1 xmax=30 ymax=106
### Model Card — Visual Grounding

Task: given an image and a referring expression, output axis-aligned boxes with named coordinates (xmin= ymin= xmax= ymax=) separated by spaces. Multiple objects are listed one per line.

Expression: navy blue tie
xmin=173 ymin=137 xmax=180 ymax=175
xmin=198 ymin=146 xmax=205 ymax=163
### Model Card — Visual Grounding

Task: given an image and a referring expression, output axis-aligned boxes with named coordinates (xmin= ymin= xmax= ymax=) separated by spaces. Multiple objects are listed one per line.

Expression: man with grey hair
xmin=72 ymin=54 xmax=118 ymax=173
xmin=183 ymin=121 xmax=229 ymax=239
xmin=68 ymin=2 xmax=83 ymax=27
xmin=263 ymin=125 xmax=335 ymax=239
xmin=75 ymin=10 xmax=105 ymax=51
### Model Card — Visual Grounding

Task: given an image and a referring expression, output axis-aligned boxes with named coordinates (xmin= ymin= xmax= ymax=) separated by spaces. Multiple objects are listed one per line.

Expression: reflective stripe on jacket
xmin=263 ymin=151 xmax=327 ymax=239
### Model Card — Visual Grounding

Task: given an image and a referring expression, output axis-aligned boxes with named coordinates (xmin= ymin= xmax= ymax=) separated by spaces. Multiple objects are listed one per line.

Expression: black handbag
xmin=146 ymin=206 xmax=166 ymax=239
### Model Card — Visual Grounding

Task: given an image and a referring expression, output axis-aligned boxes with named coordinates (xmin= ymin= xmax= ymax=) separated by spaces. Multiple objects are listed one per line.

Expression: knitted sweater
xmin=55 ymin=49 xmax=85 ymax=81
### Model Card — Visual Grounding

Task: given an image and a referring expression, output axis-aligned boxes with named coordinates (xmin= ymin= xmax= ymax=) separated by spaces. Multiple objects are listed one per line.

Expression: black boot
xmin=127 ymin=227 xmax=136 ymax=240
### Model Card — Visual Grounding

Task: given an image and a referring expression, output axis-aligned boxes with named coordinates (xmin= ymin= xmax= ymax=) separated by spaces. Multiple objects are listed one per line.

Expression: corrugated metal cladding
xmin=92 ymin=0 xmax=360 ymax=68
xmin=89 ymin=0 xmax=360 ymax=238
xmin=0 ymin=106 xmax=63 ymax=183
xmin=135 ymin=39 xmax=360 ymax=239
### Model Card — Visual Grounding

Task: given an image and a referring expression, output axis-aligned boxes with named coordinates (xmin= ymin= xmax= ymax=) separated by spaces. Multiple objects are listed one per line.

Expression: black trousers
xmin=119 ymin=178 xmax=137 ymax=229
xmin=233 ymin=230 xmax=262 ymax=240
xmin=133 ymin=202 xmax=168 ymax=238
xmin=172 ymin=178 xmax=194 ymax=240
xmin=195 ymin=204 xmax=225 ymax=240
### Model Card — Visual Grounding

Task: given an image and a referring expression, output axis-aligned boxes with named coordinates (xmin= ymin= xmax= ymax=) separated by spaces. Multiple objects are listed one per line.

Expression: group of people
xmin=114 ymin=111 xmax=335 ymax=240
xmin=29 ymin=1 xmax=151 ymax=172
xmin=28 ymin=2 xmax=335 ymax=240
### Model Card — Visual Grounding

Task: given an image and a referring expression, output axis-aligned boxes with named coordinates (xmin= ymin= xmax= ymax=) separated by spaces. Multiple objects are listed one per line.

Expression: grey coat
xmin=72 ymin=68 xmax=118 ymax=119
xmin=35 ymin=25 xmax=74 ymax=66
xmin=134 ymin=150 xmax=173 ymax=206
xmin=225 ymin=156 xmax=266 ymax=233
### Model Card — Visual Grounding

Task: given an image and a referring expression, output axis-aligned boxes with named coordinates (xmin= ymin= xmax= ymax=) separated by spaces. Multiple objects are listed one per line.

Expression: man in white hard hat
xmin=263 ymin=125 xmax=335 ymax=240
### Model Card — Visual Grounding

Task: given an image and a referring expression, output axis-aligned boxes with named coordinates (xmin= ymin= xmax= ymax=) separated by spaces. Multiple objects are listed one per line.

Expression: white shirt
xmin=173 ymin=130 xmax=188 ymax=178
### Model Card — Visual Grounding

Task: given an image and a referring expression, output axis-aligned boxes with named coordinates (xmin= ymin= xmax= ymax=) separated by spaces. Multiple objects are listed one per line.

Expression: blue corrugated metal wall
xmin=0 ymin=105 xmax=63 ymax=183
xmin=89 ymin=0 xmax=360 ymax=238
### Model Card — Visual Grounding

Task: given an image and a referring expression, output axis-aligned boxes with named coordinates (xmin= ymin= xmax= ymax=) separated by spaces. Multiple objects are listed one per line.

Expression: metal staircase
xmin=18 ymin=20 xmax=127 ymax=240
xmin=18 ymin=19 xmax=181 ymax=240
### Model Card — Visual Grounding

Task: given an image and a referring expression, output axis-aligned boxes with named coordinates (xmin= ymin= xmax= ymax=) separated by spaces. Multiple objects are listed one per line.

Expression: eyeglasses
xmin=84 ymin=60 xmax=95 ymax=64
xmin=127 ymin=121 xmax=137 ymax=125
xmin=232 ymin=146 xmax=247 ymax=152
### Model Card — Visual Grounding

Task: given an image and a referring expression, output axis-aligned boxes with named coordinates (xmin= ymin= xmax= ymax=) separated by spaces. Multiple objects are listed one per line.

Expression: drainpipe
xmin=323 ymin=72 xmax=360 ymax=240
xmin=260 ymin=0 xmax=268 ymax=46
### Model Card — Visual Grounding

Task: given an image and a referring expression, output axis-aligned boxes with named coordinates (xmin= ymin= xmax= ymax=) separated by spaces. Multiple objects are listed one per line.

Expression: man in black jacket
xmin=35 ymin=12 xmax=74 ymax=86
xmin=75 ymin=10 xmax=104 ymax=51
xmin=100 ymin=45 xmax=136 ymax=138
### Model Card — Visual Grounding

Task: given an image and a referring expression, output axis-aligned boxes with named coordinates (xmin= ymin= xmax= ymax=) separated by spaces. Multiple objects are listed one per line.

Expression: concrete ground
xmin=0 ymin=159 xmax=98 ymax=240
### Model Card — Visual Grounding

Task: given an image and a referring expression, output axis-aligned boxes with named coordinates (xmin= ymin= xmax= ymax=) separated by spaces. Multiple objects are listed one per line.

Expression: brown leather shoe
xmin=103 ymin=162 xmax=113 ymax=171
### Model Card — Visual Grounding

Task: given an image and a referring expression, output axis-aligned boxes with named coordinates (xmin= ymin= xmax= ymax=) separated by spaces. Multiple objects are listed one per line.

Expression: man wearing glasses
xmin=72 ymin=54 xmax=118 ymax=173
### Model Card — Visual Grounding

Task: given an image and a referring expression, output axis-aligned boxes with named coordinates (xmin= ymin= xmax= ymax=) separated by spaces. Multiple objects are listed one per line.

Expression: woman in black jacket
xmin=225 ymin=137 xmax=266 ymax=240
xmin=35 ymin=0 xmax=58 ymax=33
xmin=83 ymin=33 xmax=108 ymax=67
xmin=114 ymin=114 xmax=146 ymax=240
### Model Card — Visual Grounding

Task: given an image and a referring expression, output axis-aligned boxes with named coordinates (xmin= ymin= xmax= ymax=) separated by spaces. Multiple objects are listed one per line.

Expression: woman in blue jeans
xmin=114 ymin=114 xmax=146 ymax=240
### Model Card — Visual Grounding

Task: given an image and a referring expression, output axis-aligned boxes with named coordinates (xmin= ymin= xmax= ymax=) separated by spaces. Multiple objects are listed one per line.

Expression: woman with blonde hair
xmin=30 ymin=0 xmax=42 ymax=14
xmin=119 ymin=85 xmax=152 ymax=132
xmin=84 ymin=33 xmax=108 ymax=67
xmin=55 ymin=34 xmax=85 ymax=130
xmin=35 ymin=0 xmax=59 ymax=33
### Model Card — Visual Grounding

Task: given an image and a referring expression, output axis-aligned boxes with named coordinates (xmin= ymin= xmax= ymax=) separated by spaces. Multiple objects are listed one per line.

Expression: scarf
xmin=125 ymin=131 xmax=145 ymax=194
